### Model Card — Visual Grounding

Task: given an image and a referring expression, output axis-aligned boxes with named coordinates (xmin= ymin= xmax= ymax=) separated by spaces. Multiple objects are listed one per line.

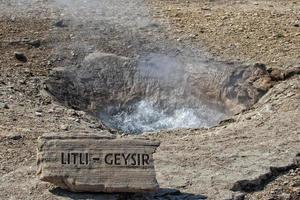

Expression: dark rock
xmin=284 ymin=67 xmax=300 ymax=79
xmin=14 ymin=52 xmax=27 ymax=62
xmin=27 ymin=39 xmax=41 ymax=48
xmin=153 ymin=188 xmax=181 ymax=197
xmin=293 ymin=153 xmax=300 ymax=166
xmin=219 ymin=118 xmax=236 ymax=125
xmin=54 ymin=20 xmax=67 ymax=28
xmin=7 ymin=133 xmax=23 ymax=140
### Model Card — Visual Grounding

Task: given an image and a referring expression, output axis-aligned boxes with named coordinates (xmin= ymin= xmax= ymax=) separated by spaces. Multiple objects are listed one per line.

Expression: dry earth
xmin=0 ymin=0 xmax=299 ymax=200
xmin=149 ymin=0 xmax=300 ymax=69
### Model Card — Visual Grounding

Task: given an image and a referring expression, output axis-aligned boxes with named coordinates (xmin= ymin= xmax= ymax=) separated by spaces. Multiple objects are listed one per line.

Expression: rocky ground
xmin=149 ymin=0 xmax=300 ymax=69
xmin=0 ymin=0 xmax=299 ymax=200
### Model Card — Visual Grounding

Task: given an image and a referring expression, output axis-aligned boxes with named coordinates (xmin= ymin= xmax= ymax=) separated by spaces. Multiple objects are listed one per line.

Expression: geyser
xmin=96 ymin=53 xmax=227 ymax=133
xmin=46 ymin=52 xmax=230 ymax=133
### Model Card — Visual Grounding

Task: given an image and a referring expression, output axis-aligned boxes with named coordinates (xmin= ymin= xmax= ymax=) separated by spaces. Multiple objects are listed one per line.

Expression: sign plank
xmin=37 ymin=131 xmax=160 ymax=192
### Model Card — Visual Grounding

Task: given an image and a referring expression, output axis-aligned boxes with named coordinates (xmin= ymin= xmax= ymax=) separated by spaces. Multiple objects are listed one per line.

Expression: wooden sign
xmin=37 ymin=131 xmax=160 ymax=192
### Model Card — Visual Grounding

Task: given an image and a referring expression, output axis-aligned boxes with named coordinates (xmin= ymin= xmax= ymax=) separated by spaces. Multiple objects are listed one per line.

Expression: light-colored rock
xmin=37 ymin=131 xmax=160 ymax=192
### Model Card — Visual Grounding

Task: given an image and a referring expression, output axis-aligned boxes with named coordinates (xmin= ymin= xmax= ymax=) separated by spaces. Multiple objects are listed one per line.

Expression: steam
xmin=1 ymin=0 xmax=155 ymax=28
xmin=51 ymin=0 xmax=155 ymax=29
xmin=96 ymin=52 xmax=227 ymax=134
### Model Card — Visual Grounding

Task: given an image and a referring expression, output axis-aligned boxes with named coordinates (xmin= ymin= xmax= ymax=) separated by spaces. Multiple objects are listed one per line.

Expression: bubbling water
xmin=99 ymin=100 xmax=226 ymax=134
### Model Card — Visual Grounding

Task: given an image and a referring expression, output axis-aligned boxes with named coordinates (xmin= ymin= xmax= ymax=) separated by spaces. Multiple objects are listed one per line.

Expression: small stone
xmin=76 ymin=111 xmax=86 ymax=117
xmin=278 ymin=193 xmax=291 ymax=200
xmin=53 ymin=19 xmax=67 ymax=27
xmin=270 ymin=68 xmax=285 ymax=81
xmin=290 ymin=172 xmax=296 ymax=176
xmin=71 ymin=51 xmax=76 ymax=57
xmin=270 ymin=190 xmax=276 ymax=194
xmin=7 ymin=133 xmax=23 ymax=140
xmin=221 ymin=16 xmax=228 ymax=20
xmin=0 ymin=102 xmax=9 ymax=109
xmin=14 ymin=52 xmax=28 ymax=62
xmin=67 ymin=109 xmax=76 ymax=116
xmin=48 ymin=109 xmax=54 ymax=113
xmin=274 ymin=33 xmax=284 ymax=38
xmin=35 ymin=108 xmax=43 ymax=112
xmin=60 ymin=124 xmax=69 ymax=131
xmin=35 ymin=112 xmax=42 ymax=117
xmin=283 ymin=181 xmax=289 ymax=185
xmin=27 ymin=39 xmax=41 ymax=48
xmin=233 ymin=192 xmax=245 ymax=200
xmin=201 ymin=7 xmax=211 ymax=11
xmin=294 ymin=21 xmax=300 ymax=27
xmin=188 ymin=34 xmax=197 ymax=39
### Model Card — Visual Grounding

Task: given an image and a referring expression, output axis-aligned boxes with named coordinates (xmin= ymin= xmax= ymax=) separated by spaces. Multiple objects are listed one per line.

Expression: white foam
xmin=100 ymin=100 xmax=225 ymax=134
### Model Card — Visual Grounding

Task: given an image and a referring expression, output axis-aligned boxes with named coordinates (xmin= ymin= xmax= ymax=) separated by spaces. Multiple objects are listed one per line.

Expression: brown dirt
xmin=0 ymin=16 xmax=104 ymax=176
xmin=148 ymin=0 xmax=300 ymax=69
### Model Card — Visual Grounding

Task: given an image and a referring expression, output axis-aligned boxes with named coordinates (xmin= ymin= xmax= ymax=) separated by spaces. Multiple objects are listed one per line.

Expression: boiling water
xmin=100 ymin=100 xmax=226 ymax=134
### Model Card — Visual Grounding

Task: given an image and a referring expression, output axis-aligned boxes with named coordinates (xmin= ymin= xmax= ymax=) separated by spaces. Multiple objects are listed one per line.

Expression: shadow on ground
xmin=50 ymin=188 xmax=207 ymax=200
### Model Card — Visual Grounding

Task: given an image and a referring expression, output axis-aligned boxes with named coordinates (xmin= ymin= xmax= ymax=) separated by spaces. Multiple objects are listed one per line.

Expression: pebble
xmin=14 ymin=52 xmax=27 ymax=62
xmin=7 ymin=133 xmax=23 ymax=140
xmin=233 ymin=192 xmax=245 ymax=200
xmin=27 ymin=39 xmax=41 ymax=48
xmin=201 ymin=7 xmax=211 ymax=11
xmin=35 ymin=112 xmax=42 ymax=117
xmin=278 ymin=193 xmax=291 ymax=200
xmin=283 ymin=181 xmax=289 ymax=185
xmin=0 ymin=102 xmax=9 ymax=109
xmin=290 ymin=172 xmax=296 ymax=176
xmin=76 ymin=111 xmax=86 ymax=117
xmin=54 ymin=19 xmax=67 ymax=28
xmin=48 ymin=109 xmax=54 ymax=113
xmin=60 ymin=124 xmax=69 ymax=131
xmin=67 ymin=109 xmax=76 ymax=116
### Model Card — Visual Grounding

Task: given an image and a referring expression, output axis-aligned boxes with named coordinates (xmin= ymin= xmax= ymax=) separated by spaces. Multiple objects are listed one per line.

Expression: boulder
xmin=37 ymin=131 xmax=160 ymax=192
